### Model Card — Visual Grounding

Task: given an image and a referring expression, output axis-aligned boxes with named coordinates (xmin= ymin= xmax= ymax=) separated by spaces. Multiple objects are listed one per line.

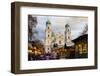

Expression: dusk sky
xmin=31 ymin=15 xmax=88 ymax=42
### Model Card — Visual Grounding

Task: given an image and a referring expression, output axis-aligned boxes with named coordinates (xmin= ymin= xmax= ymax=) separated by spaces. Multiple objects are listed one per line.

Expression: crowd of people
xmin=28 ymin=51 xmax=61 ymax=61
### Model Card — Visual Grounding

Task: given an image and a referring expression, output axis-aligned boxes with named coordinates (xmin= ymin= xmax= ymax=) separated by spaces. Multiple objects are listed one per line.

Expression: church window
xmin=59 ymin=41 xmax=61 ymax=44
xmin=68 ymin=36 xmax=70 ymax=39
xmin=48 ymin=27 xmax=49 ymax=29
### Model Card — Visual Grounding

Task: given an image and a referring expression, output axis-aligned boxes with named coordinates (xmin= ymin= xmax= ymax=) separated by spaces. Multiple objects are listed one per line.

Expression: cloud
xmin=31 ymin=15 xmax=88 ymax=41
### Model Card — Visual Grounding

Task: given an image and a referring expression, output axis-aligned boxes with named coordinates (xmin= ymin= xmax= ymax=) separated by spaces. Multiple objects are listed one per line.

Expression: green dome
xmin=65 ymin=24 xmax=70 ymax=28
xmin=46 ymin=20 xmax=51 ymax=25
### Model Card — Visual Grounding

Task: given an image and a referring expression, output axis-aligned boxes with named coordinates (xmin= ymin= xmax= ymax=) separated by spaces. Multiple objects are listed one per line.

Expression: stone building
xmin=65 ymin=24 xmax=74 ymax=46
xmin=45 ymin=20 xmax=74 ymax=53
xmin=45 ymin=20 xmax=52 ymax=53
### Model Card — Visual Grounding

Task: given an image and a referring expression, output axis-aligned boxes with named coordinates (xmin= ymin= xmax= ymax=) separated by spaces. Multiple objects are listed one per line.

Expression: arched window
xmin=48 ymin=27 xmax=49 ymax=29
xmin=68 ymin=36 xmax=70 ymax=39
xmin=59 ymin=41 xmax=61 ymax=44
xmin=48 ymin=35 xmax=49 ymax=37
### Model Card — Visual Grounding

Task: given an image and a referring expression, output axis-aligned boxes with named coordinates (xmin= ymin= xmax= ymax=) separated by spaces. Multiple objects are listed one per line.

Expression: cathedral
xmin=45 ymin=20 xmax=74 ymax=53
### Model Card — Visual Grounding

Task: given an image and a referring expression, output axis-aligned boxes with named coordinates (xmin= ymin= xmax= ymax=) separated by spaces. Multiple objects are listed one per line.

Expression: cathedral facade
xmin=45 ymin=20 xmax=74 ymax=53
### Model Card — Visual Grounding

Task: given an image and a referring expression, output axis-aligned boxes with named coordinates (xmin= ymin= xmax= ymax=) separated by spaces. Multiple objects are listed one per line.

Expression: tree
xmin=28 ymin=15 xmax=37 ymax=41
xmin=81 ymin=24 xmax=88 ymax=35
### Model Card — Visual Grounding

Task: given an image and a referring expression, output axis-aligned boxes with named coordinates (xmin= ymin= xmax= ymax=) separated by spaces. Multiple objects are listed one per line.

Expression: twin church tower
xmin=45 ymin=20 xmax=74 ymax=53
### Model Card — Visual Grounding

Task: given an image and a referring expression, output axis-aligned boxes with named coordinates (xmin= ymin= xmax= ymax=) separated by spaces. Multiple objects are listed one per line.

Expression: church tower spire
xmin=65 ymin=24 xmax=74 ymax=46
xmin=45 ymin=20 xmax=52 ymax=53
